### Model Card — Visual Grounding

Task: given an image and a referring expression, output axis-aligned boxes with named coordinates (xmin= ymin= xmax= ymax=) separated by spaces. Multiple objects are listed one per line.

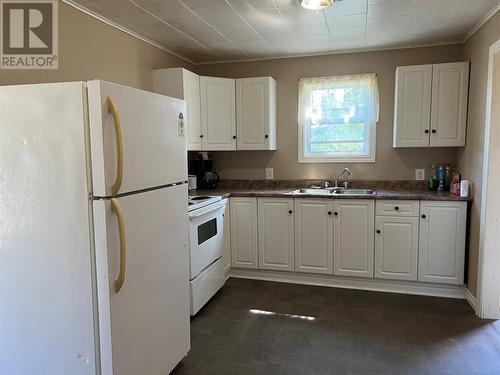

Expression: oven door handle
xmin=188 ymin=201 xmax=226 ymax=219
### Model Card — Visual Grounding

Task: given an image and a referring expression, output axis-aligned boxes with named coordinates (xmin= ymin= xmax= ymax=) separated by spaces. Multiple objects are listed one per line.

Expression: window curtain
xmin=298 ymin=73 xmax=379 ymax=160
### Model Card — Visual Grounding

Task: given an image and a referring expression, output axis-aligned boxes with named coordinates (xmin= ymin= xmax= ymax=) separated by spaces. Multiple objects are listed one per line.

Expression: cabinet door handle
xmin=424 ymin=129 xmax=429 ymax=134
xmin=265 ymin=134 xmax=269 ymax=139
xmin=200 ymin=134 xmax=204 ymax=138
xmin=432 ymin=129 xmax=437 ymax=134
xmin=328 ymin=211 xmax=332 ymax=216
xmin=376 ymin=229 xmax=381 ymax=234
xmin=232 ymin=135 xmax=236 ymax=139
xmin=394 ymin=206 xmax=400 ymax=211
xmin=334 ymin=212 xmax=338 ymax=216
xmin=288 ymin=210 xmax=293 ymax=214
xmin=421 ymin=214 xmax=427 ymax=219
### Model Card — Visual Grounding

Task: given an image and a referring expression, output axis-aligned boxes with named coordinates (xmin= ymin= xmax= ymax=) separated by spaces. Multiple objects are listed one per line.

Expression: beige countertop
xmin=189 ymin=188 xmax=472 ymax=201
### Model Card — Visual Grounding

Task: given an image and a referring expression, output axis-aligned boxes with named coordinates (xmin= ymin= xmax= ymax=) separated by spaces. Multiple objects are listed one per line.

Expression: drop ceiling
xmin=65 ymin=0 xmax=500 ymax=64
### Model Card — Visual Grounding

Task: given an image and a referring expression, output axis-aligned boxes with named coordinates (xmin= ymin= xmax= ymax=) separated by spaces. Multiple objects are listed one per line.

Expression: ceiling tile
xmin=332 ymin=24 xmax=366 ymax=37
xmin=323 ymin=0 xmax=368 ymax=17
xmin=325 ymin=14 xmax=366 ymax=28
xmin=367 ymin=1 xmax=412 ymax=19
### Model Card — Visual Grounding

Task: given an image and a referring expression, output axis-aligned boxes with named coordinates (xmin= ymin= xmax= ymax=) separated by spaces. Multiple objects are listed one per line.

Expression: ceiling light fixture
xmin=300 ymin=0 xmax=334 ymax=11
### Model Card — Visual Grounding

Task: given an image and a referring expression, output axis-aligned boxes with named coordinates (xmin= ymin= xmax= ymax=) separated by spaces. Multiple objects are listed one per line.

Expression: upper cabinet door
xmin=183 ymin=71 xmax=202 ymax=151
xmin=200 ymin=76 xmax=236 ymax=151
xmin=153 ymin=68 xmax=202 ymax=151
xmin=430 ymin=62 xmax=469 ymax=147
xmin=88 ymin=80 xmax=187 ymax=197
xmin=393 ymin=65 xmax=432 ymax=147
xmin=236 ymin=77 xmax=277 ymax=150
xmin=333 ymin=200 xmax=375 ymax=278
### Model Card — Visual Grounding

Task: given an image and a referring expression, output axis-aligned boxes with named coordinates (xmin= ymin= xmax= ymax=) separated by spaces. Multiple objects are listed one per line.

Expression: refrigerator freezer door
xmin=0 ymin=82 xmax=96 ymax=374
xmin=88 ymin=80 xmax=188 ymax=197
xmin=93 ymin=184 xmax=190 ymax=375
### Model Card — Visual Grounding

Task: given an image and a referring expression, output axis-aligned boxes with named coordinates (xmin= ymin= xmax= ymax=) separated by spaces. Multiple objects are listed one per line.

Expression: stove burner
xmin=190 ymin=196 xmax=212 ymax=201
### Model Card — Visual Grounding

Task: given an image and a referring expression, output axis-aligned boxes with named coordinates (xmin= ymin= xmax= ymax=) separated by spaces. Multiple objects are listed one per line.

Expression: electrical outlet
xmin=415 ymin=168 xmax=425 ymax=181
xmin=265 ymin=168 xmax=274 ymax=180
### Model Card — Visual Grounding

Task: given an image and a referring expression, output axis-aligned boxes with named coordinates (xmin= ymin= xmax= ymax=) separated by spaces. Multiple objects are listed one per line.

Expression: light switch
xmin=415 ymin=168 xmax=425 ymax=181
xmin=266 ymin=168 xmax=274 ymax=180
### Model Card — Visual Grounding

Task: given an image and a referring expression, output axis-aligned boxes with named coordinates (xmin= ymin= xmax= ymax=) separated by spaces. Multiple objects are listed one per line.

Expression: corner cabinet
xmin=236 ymin=77 xmax=277 ymax=150
xmin=230 ymin=197 xmax=258 ymax=269
xmin=200 ymin=76 xmax=236 ymax=151
xmin=333 ymin=200 xmax=375 ymax=278
xmin=418 ymin=201 xmax=466 ymax=285
xmin=257 ymin=198 xmax=294 ymax=271
xmin=153 ymin=68 xmax=202 ymax=150
xmin=393 ymin=62 xmax=469 ymax=148
xmin=294 ymin=199 xmax=333 ymax=275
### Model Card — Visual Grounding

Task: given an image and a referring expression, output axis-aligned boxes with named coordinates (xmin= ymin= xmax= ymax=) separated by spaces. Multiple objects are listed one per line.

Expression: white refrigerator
xmin=0 ymin=80 xmax=190 ymax=375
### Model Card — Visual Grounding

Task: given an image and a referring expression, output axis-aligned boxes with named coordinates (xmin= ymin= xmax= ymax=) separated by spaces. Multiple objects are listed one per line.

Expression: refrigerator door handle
xmin=111 ymin=198 xmax=127 ymax=293
xmin=107 ymin=96 xmax=124 ymax=196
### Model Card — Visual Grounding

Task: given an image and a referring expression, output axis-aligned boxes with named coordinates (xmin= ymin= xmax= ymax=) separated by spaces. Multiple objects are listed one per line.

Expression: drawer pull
xmin=395 ymin=206 xmax=400 ymax=211
xmin=421 ymin=214 xmax=427 ymax=219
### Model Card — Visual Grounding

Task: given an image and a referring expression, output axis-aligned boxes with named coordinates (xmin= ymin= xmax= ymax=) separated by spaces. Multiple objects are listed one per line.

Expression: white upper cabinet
xmin=200 ymin=76 xmax=236 ymax=151
xmin=430 ymin=62 xmax=469 ymax=147
xmin=393 ymin=65 xmax=432 ymax=147
xmin=236 ymin=77 xmax=277 ymax=150
xmin=153 ymin=68 xmax=202 ymax=151
xmin=393 ymin=62 xmax=469 ymax=148
xmin=294 ymin=199 xmax=333 ymax=275
xmin=418 ymin=201 xmax=466 ymax=285
xmin=333 ymin=200 xmax=375 ymax=278
xmin=258 ymin=198 xmax=294 ymax=271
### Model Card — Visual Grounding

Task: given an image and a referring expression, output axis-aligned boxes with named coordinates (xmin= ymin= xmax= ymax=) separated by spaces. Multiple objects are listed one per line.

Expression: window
xmin=298 ymin=74 xmax=379 ymax=163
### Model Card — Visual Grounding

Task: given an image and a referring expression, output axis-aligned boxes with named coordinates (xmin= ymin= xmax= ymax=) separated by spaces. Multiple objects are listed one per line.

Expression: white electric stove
xmin=187 ymin=194 xmax=226 ymax=315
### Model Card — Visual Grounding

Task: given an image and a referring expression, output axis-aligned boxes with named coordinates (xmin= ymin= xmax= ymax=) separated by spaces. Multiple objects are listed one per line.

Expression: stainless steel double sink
xmin=288 ymin=188 xmax=376 ymax=196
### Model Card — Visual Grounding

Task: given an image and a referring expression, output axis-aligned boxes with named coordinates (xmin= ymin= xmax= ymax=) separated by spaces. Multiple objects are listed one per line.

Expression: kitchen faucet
xmin=335 ymin=168 xmax=351 ymax=188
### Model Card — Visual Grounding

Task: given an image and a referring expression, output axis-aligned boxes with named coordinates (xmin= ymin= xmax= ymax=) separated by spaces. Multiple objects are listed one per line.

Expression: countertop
xmin=189 ymin=188 xmax=472 ymax=201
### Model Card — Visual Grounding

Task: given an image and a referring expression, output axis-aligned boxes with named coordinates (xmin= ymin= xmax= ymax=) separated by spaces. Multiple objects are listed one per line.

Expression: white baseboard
xmin=465 ymin=288 xmax=478 ymax=313
xmin=228 ymin=268 xmax=466 ymax=299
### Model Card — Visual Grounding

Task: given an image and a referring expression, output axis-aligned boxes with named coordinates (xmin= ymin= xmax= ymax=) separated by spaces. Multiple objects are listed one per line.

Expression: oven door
xmin=188 ymin=199 xmax=226 ymax=280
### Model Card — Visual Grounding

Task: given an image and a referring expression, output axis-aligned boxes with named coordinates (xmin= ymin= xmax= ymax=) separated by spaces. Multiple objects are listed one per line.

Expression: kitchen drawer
xmin=376 ymin=200 xmax=419 ymax=217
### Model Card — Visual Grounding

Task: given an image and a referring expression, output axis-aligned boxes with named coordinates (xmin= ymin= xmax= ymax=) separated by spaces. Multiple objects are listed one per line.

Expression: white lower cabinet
xmin=418 ymin=201 xmax=467 ymax=284
xmin=375 ymin=216 xmax=419 ymax=281
xmin=333 ymin=200 xmax=375 ymax=278
xmin=222 ymin=200 xmax=231 ymax=273
xmin=294 ymin=199 xmax=333 ymax=274
xmin=230 ymin=197 xmax=258 ymax=269
xmin=258 ymin=198 xmax=294 ymax=271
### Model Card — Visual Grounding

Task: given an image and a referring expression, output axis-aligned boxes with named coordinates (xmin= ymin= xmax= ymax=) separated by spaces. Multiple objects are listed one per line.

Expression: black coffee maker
xmin=188 ymin=158 xmax=220 ymax=189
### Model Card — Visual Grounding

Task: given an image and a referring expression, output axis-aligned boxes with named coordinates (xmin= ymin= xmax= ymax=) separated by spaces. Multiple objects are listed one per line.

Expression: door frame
xmin=477 ymin=38 xmax=500 ymax=319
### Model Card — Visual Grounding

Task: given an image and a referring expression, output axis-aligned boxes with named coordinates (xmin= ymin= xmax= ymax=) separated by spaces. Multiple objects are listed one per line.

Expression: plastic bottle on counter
xmin=437 ymin=164 xmax=445 ymax=192
xmin=428 ymin=164 xmax=437 ymax=190
xmin=445 ymin=164 xmax=451 ymax=191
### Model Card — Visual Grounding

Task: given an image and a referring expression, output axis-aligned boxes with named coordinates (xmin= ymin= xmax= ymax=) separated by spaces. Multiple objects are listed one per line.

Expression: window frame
xmin=297 ymin=74 xmax=378 ymax=164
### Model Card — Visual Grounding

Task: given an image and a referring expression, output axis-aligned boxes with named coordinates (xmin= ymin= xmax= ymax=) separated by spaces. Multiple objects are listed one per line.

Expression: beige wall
xmin=0 ymin=1 xmax=194 ymax=90
xmin=457 ymin=12 xmax=500 ymax=297
xmin=197 ymin=45 xmax=463 ymax=180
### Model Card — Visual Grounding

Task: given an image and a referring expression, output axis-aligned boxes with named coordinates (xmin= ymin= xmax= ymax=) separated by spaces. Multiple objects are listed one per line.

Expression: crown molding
xmin=463 ymin=3 xmax=500 ymax=43
xmin=194 ymin=40 xmax=463 ymax=65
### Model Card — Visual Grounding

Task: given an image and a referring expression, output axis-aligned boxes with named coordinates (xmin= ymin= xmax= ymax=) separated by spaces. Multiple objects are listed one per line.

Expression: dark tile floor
xmin=172 ymin=278 xmax=500 ymax=375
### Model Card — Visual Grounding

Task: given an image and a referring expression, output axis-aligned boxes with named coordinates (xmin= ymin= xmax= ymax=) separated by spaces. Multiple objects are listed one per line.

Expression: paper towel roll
xmin=460 ymin=180 xmax=469 ymax=198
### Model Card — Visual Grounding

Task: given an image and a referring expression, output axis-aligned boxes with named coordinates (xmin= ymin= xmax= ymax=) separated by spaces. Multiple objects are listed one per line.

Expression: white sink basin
xmin=334 ymin=189 xmax=376 ymax=195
